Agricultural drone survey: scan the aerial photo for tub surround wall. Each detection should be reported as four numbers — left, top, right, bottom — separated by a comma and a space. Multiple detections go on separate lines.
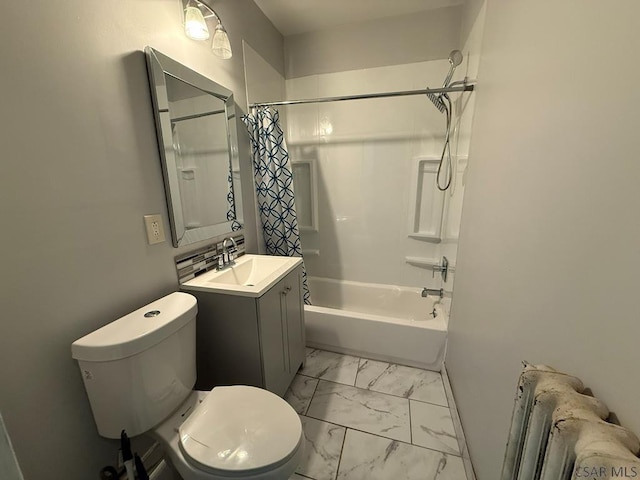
446, 1, 640, 479
0, 1, 283, 478
285, 60, 469, 291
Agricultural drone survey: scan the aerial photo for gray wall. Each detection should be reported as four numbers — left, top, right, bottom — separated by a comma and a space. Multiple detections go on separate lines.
0, 1, 283, 478
284, 7, 463, 78
446, 1, 640, 479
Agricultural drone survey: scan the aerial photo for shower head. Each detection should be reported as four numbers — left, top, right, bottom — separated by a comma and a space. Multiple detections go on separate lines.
426, 50, 464, 114
449, 50, 463, 68
442, 50, 464, 88
426, 89, 451, 115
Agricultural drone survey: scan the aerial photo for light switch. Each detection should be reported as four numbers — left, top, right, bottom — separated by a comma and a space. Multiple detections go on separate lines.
144, 214, 166, 245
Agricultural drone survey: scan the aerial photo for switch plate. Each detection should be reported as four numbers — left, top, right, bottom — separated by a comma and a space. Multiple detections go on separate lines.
144, 214, 166, 245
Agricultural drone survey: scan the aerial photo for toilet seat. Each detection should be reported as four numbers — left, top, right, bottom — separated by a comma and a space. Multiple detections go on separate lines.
178, 385, 302, 476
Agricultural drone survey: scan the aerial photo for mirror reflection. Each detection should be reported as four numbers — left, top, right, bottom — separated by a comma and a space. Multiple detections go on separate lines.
145, 47, 243, 247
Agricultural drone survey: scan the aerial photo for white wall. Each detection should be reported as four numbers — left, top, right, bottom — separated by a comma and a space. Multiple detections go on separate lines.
446, 1, 640, 479
284, 7, 462, 79
0, 1, 283, 478
286, 61, 463, 289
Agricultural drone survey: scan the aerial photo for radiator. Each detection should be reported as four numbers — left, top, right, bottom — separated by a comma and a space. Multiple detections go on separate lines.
501, 363, 640, 480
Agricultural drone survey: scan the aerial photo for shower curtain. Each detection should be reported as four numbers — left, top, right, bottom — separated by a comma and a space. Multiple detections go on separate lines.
242, 107, 311, 304
227, 164, 242, 231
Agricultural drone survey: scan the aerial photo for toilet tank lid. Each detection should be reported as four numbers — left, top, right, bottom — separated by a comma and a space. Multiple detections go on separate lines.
71, 292, 197, 362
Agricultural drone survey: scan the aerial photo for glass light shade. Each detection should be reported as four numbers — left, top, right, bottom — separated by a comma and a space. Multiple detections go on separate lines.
184, 4, 210, 41
212, 23, 232, 59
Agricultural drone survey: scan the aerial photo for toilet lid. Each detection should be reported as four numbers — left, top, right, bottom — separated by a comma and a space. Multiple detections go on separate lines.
179, 385, 302, 473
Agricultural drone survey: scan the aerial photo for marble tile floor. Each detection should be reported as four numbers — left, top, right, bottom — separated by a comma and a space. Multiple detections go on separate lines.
285, 348, 467, 480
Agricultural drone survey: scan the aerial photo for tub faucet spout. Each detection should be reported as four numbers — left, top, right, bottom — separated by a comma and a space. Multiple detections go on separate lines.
422, 287, 443, 299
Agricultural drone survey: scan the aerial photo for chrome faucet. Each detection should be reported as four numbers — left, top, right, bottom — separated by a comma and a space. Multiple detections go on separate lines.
432, 256, 449, 282
218, 237, 237, 270
421, 287, 443, 299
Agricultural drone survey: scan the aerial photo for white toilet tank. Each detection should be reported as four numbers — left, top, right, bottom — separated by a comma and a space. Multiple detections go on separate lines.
72, 292, 198, 439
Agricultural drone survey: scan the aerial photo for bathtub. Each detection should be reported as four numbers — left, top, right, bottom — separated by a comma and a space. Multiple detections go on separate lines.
304, 277, 447, 371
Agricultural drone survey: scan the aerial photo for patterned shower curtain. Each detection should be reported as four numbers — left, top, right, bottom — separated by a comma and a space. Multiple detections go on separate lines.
242, 107, 311, 304
226, 163, 242, 232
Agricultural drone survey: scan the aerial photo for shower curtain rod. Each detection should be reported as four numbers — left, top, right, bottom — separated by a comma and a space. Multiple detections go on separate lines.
249, 83, 474, 108
170, 108, 226, 123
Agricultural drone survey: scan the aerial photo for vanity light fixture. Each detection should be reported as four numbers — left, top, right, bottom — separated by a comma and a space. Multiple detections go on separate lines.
183, 0, 232, 59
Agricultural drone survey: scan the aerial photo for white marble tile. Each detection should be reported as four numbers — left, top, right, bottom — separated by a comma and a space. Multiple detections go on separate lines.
300, 349, 360, 385
355, 359, 448, 406
295, 416, 346, 480
285, 375, 319, 415
306, 381, 410, 442
410, 400, 460, 455
337, 429, 466, 480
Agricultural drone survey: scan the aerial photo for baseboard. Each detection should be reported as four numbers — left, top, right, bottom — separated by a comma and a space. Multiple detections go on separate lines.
441, 363, 476, 480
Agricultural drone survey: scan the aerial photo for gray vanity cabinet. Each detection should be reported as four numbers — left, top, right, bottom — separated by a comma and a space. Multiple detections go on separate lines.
186, 264, 305, 397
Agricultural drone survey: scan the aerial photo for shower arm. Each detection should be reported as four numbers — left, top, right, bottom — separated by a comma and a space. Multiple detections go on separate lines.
448, 78, 474, 88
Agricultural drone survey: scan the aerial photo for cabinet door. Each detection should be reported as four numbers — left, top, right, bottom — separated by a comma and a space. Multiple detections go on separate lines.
284, 268, 305, 374
257, 279, 290, 396
191, 291, 263, 390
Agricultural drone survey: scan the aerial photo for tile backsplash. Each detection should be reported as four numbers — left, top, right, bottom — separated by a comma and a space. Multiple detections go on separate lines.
175, 234, 245, 284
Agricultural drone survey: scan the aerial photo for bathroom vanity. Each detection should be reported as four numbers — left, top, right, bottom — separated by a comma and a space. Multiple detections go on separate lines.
181, 255, 305, 397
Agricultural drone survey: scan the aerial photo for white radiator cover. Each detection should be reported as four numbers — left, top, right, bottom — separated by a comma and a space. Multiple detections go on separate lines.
501, 364, 640, 480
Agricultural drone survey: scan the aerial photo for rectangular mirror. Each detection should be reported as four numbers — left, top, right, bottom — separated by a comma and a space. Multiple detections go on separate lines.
145, 47, 243, 247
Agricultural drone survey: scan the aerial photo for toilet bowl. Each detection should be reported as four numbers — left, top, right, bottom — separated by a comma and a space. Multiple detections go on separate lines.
71, 292, 303, 479
153, 389, 303, 480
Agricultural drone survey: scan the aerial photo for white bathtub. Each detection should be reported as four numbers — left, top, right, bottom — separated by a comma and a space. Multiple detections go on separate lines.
304, 277, 447, 371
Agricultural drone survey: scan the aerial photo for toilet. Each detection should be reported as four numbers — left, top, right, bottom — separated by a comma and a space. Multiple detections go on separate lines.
71, 292, 303, 480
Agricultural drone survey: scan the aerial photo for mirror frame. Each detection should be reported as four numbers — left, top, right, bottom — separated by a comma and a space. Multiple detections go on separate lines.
145, 46, 243, 247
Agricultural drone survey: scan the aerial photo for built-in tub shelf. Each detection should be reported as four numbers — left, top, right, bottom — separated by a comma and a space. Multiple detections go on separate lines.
291, 159, 318, 232
407, 155, 468, 244
405, 256, 456, 273
407, 157, 445, 242
405, 257, 439, 269
302, 249, 320, 256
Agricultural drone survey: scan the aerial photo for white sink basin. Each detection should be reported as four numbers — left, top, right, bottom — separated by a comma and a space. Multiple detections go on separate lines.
181, 254, 302, 297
